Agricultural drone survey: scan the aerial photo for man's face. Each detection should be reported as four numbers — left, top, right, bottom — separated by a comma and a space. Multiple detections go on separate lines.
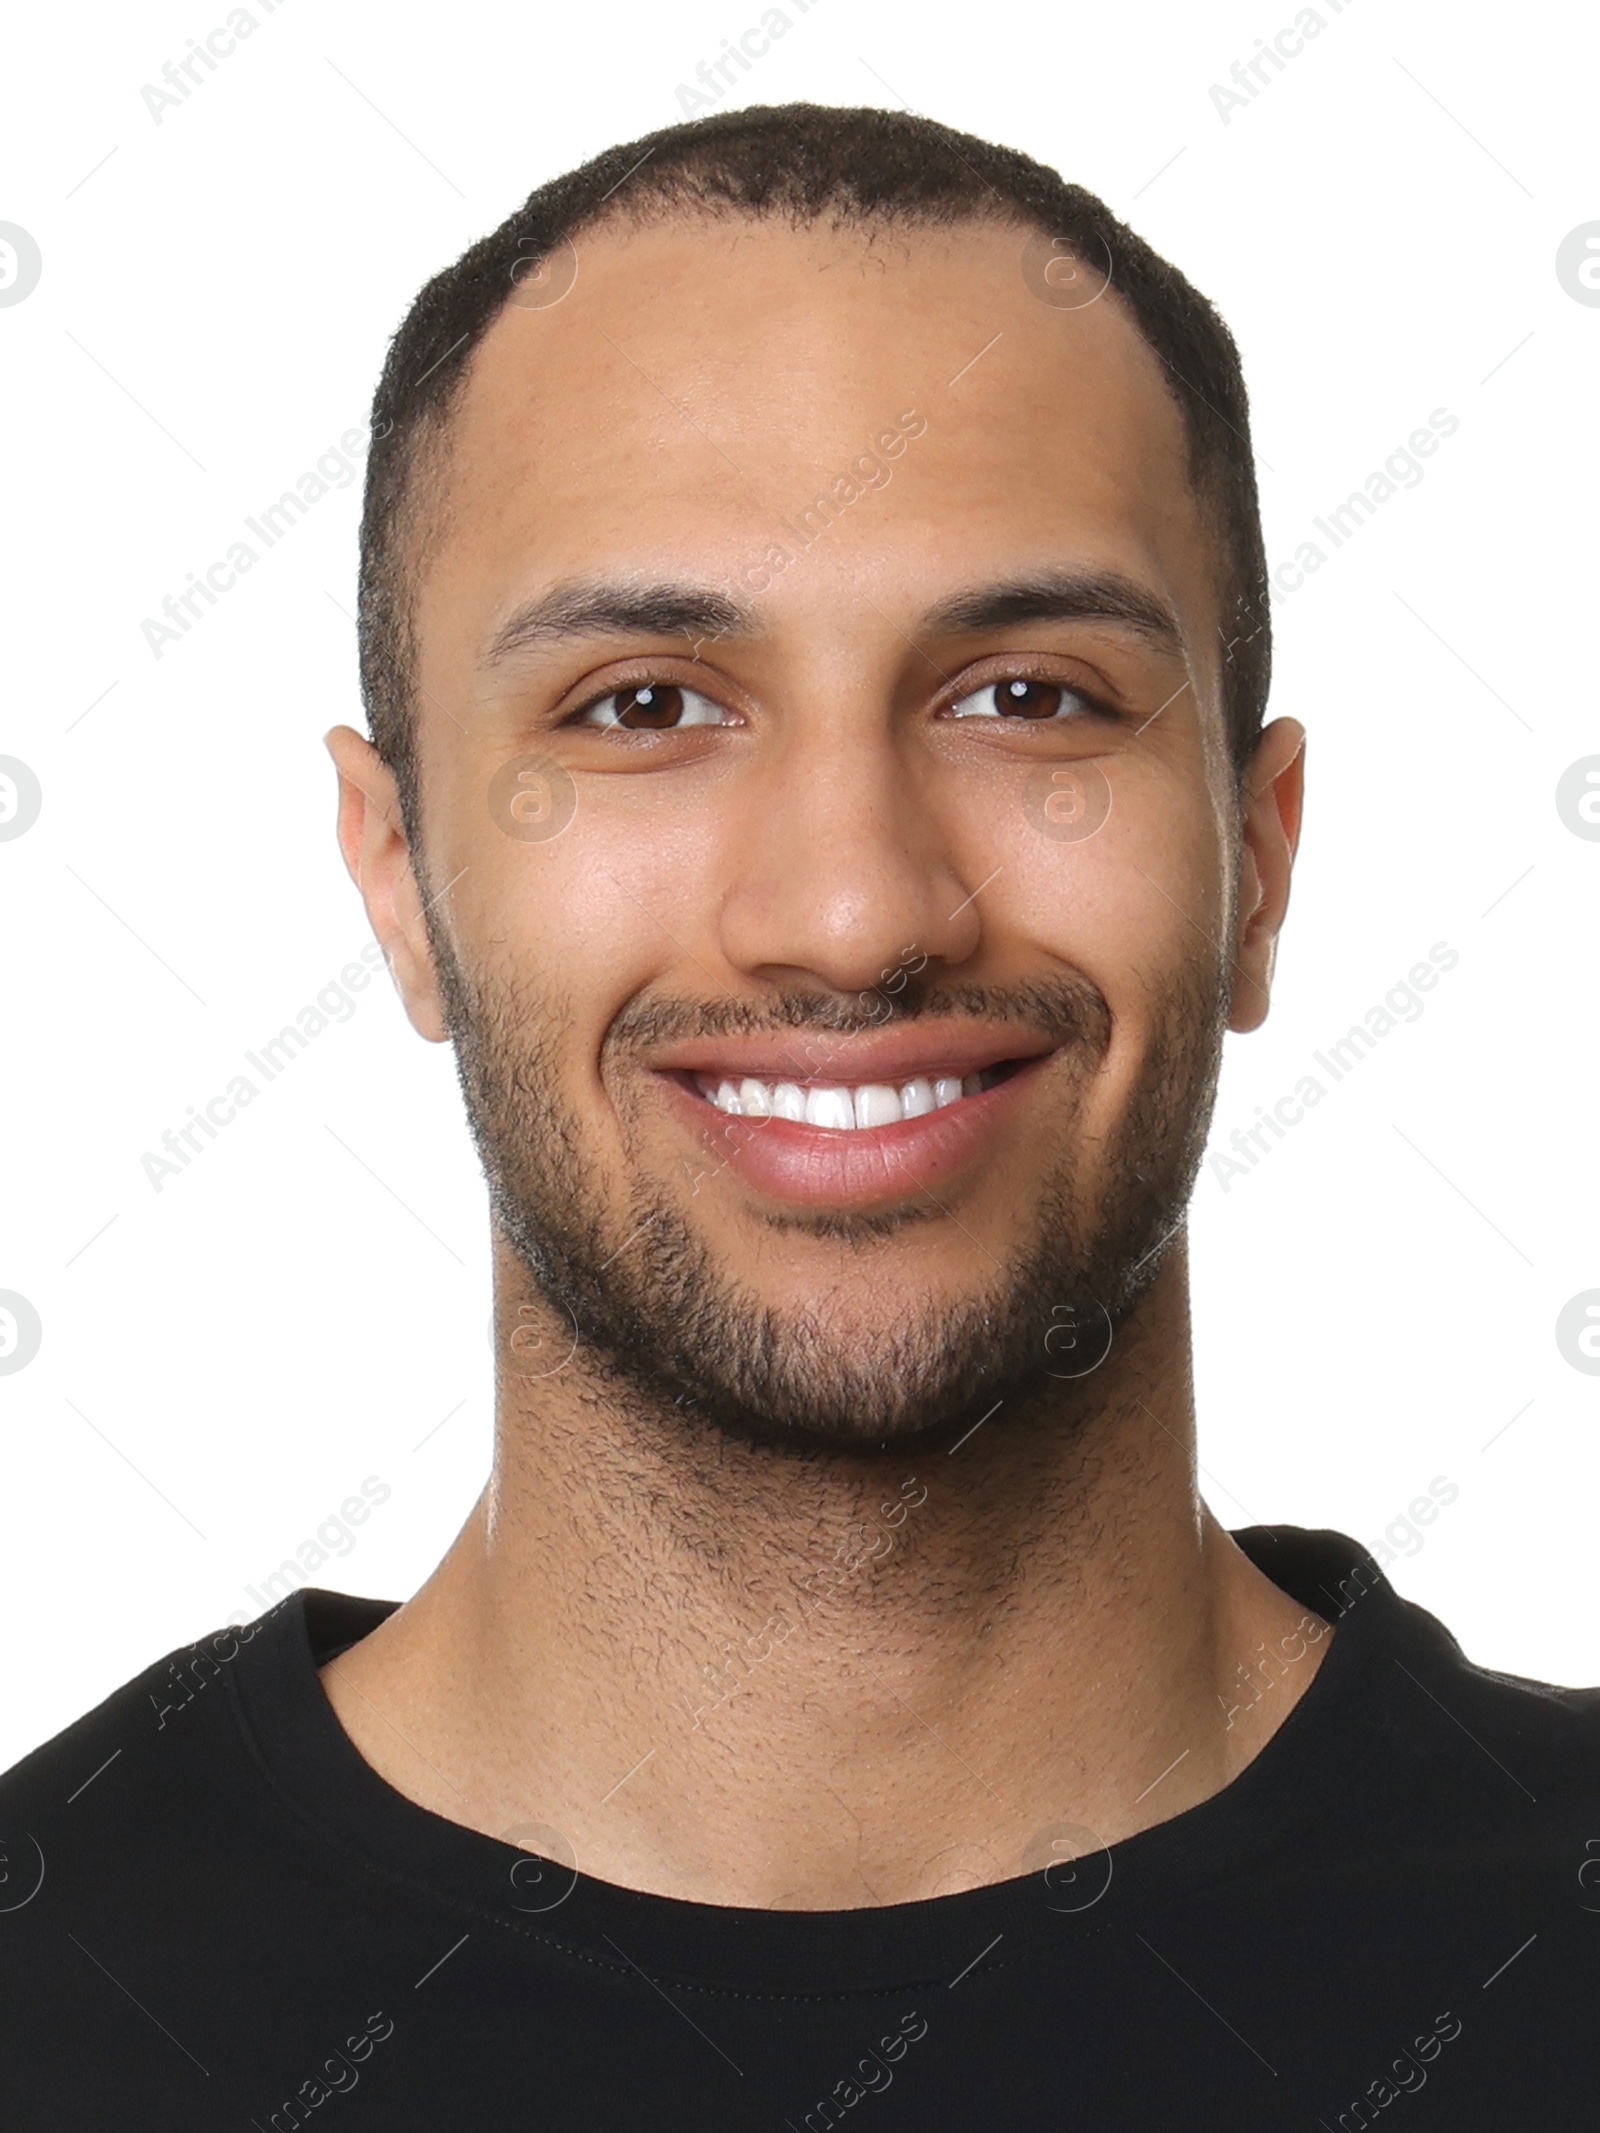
345, 214, 1298, 1451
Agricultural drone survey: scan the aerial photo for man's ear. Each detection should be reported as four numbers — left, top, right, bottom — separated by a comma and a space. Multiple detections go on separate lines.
324, 726, 450, 1042
1228, 717, 1306, 1034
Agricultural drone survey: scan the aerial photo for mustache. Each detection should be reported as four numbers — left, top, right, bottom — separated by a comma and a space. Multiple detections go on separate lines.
607, 976, 1112, 1056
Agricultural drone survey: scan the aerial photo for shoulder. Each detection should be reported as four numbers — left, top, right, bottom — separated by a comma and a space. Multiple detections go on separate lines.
2, 1609, 275, 1790
1240, 1524, 1600, 1821
1402, 1642, 1600, 1789
1335, 1570, 1600, 1888
0, 1600, 397, 2115
0, 1607, 297, 1946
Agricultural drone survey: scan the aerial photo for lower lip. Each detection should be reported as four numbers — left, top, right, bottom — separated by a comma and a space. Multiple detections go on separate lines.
658, 1060, 1048, 1210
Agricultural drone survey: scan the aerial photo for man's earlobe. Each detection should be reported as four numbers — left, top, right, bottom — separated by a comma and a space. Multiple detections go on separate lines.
1227, 718, 1306, 1034
323, 725, 451, 1043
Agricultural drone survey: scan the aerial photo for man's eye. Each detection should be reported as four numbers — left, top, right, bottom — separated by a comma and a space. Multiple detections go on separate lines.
574, 684, 731, 730
950, 678, 1089, 721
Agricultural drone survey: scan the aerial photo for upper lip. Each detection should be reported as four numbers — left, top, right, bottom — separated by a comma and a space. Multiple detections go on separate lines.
645, 1025, 1057, 1086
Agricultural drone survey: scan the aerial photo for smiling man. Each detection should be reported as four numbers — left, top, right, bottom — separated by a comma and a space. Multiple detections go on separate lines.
3, 104, 1596, 2130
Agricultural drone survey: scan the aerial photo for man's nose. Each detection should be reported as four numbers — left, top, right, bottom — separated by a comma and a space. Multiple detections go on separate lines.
713, 715, 985, 997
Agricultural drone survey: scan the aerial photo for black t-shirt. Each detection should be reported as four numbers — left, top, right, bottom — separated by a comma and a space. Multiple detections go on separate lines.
1, 1526, 1596, 2128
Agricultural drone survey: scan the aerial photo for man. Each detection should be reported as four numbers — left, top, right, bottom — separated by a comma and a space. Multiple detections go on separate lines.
2, 104, 1594, 2129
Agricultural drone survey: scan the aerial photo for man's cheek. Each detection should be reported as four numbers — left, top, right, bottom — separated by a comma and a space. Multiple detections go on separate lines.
470, 836, 659, 1017
1022, 824, 1205, 1009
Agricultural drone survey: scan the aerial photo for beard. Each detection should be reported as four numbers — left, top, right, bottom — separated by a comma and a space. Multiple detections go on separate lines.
429, 925, 1229, 1459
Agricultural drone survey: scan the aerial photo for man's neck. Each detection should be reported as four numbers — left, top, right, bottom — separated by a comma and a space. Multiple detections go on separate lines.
322, 1244, 1328, 1907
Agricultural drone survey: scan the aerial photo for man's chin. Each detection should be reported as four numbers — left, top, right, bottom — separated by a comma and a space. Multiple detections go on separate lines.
562, 1283, 1087, 1465
599, 1363, 1046, 1464
491, 1156, 1157, 1463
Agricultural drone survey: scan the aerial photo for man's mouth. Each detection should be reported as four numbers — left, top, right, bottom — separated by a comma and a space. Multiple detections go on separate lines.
643, 1027, 1062, 1209
689, 1063, 1022, 1131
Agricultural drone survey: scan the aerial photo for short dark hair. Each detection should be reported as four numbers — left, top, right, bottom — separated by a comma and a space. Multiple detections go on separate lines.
358, 102, 1270, 838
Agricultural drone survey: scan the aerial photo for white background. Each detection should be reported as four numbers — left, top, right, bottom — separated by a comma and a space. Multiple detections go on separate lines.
2, 0, 1595, 1771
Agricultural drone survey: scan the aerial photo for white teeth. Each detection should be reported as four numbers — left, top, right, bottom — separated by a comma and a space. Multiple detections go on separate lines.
854, 1083, 902, 1129
805, 1086, 855, 1130
697, 1070, 990, 1129
772, 1082, 807, 1121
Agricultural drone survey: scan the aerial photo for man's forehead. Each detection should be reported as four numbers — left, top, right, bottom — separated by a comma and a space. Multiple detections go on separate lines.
447, 212, 1189, 492
413, 212, 1211, 667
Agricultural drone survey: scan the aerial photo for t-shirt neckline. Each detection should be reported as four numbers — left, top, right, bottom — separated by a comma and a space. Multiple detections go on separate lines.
227, 1525, 1426, 1998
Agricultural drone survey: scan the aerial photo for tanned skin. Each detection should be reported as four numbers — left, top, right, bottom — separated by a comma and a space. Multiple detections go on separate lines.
322, 213, 1312, 1910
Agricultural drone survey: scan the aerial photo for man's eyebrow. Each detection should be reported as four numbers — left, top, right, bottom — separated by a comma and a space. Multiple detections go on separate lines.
921, 571, 1187, 657
480, 580, 752, 667
478, 569, 1187, 670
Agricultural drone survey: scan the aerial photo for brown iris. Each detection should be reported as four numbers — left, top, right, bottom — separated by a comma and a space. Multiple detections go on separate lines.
611, 685, 685, 728
994, 679, 1064, 718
